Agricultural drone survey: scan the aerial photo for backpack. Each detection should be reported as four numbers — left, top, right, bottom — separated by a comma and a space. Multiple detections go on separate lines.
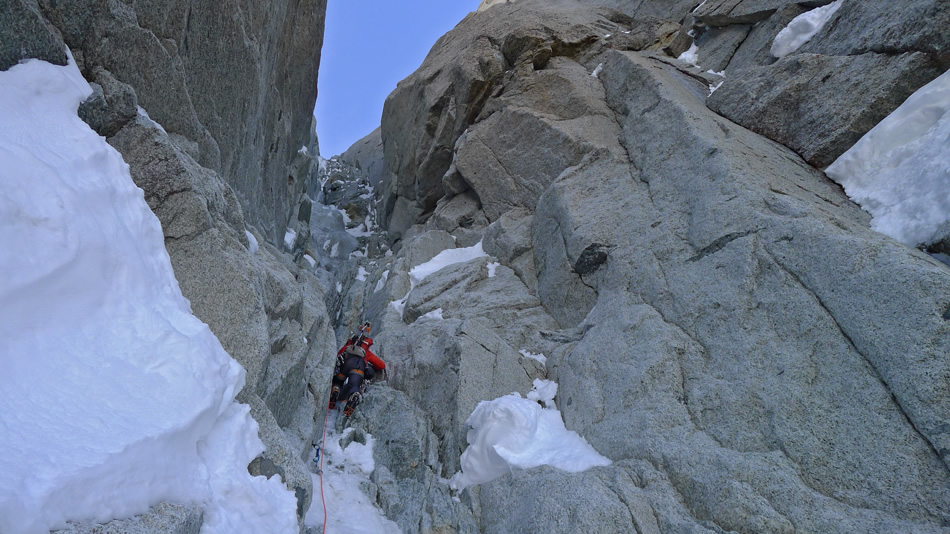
343, 336, 366, 359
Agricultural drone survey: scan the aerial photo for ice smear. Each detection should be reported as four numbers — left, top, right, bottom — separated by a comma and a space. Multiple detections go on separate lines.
771, 0, 843, 58
0, 56, 297, 533
374, 270, 390, 293
449, 381, 611, 491
245, 230, 259, 255
283, 228, 297, 248
826, 68, 950, 246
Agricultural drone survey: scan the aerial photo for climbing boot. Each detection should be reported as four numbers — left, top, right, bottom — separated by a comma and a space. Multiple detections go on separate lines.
343, 392, 361, 417
328, 385, 340, 409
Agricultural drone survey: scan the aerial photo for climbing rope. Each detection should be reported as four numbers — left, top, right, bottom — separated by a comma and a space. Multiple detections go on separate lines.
318, 397, 330, 534
310, 381, 332, 534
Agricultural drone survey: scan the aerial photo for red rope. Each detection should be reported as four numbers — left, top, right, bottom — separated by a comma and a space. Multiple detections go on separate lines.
318, 395, 331, 534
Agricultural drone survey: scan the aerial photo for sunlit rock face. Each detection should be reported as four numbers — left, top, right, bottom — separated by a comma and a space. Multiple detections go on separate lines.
341, 0, 950, 532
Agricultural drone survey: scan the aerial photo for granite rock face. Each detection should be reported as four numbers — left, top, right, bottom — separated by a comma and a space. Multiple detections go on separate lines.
693, 0, 949, 168
36, 0, 327, 242
334, 0, 950, 532
0, 0, 67, 70
380, 0, 679, 226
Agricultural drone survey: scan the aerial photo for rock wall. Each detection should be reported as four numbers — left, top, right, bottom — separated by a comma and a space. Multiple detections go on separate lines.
336, 0, 950, 532
4, 0, 331, 531
19, 0, 327, 243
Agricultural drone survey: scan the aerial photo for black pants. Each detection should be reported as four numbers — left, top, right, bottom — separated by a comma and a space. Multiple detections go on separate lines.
333, 355, 369, 403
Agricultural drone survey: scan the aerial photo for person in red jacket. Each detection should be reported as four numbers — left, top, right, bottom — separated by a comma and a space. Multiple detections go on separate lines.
329, 322, 386, 416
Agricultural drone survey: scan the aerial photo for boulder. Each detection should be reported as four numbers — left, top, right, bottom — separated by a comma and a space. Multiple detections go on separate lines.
429, 191, 488, 247
381, 0, 677, 223
78, 67, 138, 137
483, 208, 537, 290
403, 253, 559, 348
720, 3, 808, 74
455, 56, 625, 221
797, 0, 950, 60
690, 23, 751, 72
708, 51, 944, 167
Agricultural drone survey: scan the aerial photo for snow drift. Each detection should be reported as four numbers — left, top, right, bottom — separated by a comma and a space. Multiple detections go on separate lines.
450, 380, 611, 491
0, 56, 298, 533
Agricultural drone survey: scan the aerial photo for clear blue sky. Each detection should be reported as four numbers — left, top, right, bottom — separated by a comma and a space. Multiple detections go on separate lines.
315, 1, 481, 157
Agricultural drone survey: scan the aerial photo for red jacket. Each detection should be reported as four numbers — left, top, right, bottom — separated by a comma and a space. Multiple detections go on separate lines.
337, 337, 386, 370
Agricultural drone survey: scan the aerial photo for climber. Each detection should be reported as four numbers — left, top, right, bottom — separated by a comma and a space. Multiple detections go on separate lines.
329, 322, 386, 417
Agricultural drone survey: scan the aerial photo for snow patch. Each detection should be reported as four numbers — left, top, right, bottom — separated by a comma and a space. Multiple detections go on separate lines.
305, 415, 401, 533
487, 262, 500, 278
356, 266, 369, 281
449, 381, 611, 491
771, 0, 843, 58
591, 63, 604, 78
245, 230, 259, 255
304, 254, 316, 268
374, 270, 390, 293
526, 378, 558, 409
519, 349, 547, 366
417, 308, 444, 322
826, 68, 950, 246
283, 228, 297, 249
390, 293, 409, 316
0, 55, 297, 534
409, 241, 488, 288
